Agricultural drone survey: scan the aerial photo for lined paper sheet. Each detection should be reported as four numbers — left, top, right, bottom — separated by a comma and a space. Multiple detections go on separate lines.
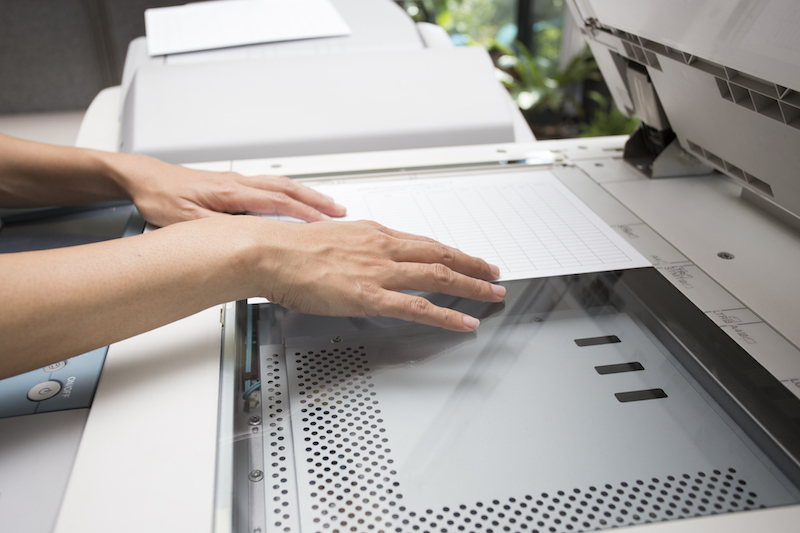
266, 170, 650, 281
145, 0, 351, 56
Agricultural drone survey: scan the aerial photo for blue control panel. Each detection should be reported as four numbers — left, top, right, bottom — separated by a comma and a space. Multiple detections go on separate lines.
0, 348, 108, 418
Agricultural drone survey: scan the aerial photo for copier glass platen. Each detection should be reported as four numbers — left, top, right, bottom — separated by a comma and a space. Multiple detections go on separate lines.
213, 169, 800, 533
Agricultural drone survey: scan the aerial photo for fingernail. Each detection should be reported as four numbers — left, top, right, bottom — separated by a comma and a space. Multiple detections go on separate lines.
491, 284, 506, 298
489, 264, 500, 278
320, 213, 332, 221
462, 315, 480, 329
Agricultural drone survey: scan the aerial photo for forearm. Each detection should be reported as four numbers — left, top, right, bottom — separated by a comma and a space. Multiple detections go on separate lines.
0, 216, 262, 379
0, 133, 139, 207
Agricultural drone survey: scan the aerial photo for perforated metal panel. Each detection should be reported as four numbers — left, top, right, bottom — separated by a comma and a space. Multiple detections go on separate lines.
257, 306, 797, 533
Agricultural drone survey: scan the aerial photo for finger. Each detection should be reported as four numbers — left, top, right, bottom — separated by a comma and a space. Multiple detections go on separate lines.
349, 222, 500, 280
373, 290, 482, 332
384, 262, 506, 302
365, 222, 440, 244
240, 175, 347, 218
388, 238, 500, 281
244, 191, 336, 222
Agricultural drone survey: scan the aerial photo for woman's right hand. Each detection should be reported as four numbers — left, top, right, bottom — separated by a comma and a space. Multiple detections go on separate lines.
243, 217, 506, 331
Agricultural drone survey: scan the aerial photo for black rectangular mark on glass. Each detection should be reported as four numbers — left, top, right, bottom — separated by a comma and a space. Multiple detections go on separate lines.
595, 362, 644, 375
615, 389, 668, 403
575, 335, 621, 347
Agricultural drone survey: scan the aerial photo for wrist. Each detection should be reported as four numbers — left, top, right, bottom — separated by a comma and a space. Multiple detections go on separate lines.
214, 215, 285, 301
86, 149, 140, 201
93, 150, 175, 204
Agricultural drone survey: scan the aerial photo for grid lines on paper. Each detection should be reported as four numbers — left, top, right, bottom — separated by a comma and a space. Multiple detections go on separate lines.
337, 177, 632, 277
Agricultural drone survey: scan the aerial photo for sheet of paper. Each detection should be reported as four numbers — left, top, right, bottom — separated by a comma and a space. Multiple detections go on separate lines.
265, 170, 651, 281
144, 0, 351, 56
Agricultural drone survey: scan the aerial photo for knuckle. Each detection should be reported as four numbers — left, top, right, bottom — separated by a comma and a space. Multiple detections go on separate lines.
365, 231, 393, 248
473, 279, 490, 298
273, 175, 296, 191
269, 191, 291, 204
367, 222, 387, 233
352, 281, 380, 314
430, 263, 454, 284
404, 296, 431, 318
359, 220, 385, 230
433, 242, 455, 263
214, 183, 245, 204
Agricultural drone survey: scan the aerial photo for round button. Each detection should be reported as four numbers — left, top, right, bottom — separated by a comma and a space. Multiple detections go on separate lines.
43, 361, 67, 372
27, 381, 62, 402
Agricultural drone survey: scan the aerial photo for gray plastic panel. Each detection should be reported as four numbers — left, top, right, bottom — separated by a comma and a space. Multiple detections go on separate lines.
121, 47, 515, 164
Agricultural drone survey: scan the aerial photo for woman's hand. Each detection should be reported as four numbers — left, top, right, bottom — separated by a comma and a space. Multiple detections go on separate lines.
114, 155, 346, 226
248, 218, 506, 332
0, 135, 345, 225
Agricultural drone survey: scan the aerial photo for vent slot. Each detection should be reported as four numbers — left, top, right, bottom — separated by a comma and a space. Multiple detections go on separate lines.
575, 335, 621, 347
746, 173, 774, 197
622, 41, 635, 60
688, 140, 774, 197
616, 389, 668, 402
613, 29, 638, 43
780, 102, 800, 129
596, 362, 645, 375
687, 140, 704, 156
640, 38, 667, 56
687, 57, 726, 78
723, 161, 746, 182
702, 149, 725, 169
716, 77, 733, 102
725, 68, 780, 98
730, 83, 756, 111
752, 93, 783, 122
662, 46, 685, 64
783, 89, 800, 107
633, 44, 647, 64
644, 50, 661, 71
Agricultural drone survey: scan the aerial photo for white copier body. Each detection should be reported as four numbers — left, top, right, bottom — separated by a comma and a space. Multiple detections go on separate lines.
2, 1, 800, 533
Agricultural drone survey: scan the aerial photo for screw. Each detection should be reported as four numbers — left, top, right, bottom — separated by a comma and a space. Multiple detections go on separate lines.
717, 252, 735, 260
532, 316, 543, 323
249, 415, 262, 426
331, 336, 342, 343
249, 469, 264, 482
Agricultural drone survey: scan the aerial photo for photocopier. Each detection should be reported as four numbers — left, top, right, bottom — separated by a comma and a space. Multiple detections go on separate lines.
1, 1, 799, 533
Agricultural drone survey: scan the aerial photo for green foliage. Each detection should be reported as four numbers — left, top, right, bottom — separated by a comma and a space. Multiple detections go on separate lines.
535, 24, 563, 64
400, 0, 635, 138
433, 0, 514, 46
495, 42, 599, 116
580, 92, 640, 137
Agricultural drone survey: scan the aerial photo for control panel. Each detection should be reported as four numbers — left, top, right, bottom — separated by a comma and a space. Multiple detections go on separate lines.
0, 348, 107, 418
